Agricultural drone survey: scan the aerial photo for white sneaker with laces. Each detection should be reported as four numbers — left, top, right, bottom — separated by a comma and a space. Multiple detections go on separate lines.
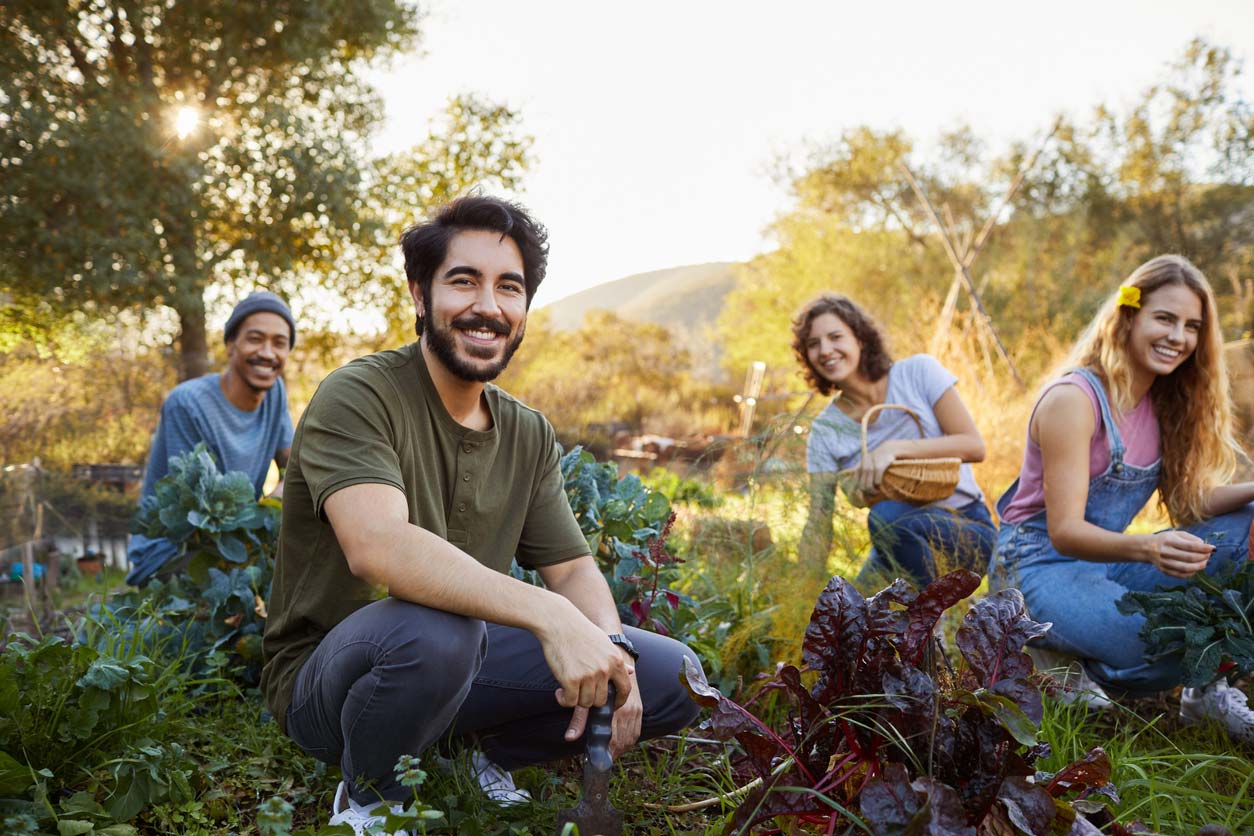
1026, 646, 1114, 710
468, 751, 532, 806
328, 780, 412, 836
1180, 680, 1254, 743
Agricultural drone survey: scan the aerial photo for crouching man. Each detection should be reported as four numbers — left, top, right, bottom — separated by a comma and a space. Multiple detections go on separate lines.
260, 196, 703, 834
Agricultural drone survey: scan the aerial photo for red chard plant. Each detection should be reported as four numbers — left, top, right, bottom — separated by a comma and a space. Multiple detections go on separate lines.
682, 571, 1131, 835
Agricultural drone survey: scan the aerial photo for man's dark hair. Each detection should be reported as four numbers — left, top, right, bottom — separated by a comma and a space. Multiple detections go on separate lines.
791, 293, 893, 395
399, 195, 549, 335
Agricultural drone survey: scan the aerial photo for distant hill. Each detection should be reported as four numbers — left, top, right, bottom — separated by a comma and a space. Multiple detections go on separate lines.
540, 262, 740, 379
541, 262, 739, 332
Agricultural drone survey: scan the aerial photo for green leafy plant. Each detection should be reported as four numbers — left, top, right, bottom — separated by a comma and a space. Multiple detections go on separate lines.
130, 443, 278, 569
113, 444, 280, 681
0, 633, 194, 831
1118, 559, 1254, 687
641, 467, 723, 509
558, 446, 692, 633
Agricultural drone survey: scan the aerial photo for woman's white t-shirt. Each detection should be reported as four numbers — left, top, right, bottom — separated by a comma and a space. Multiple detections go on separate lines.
805, 354, 984, 509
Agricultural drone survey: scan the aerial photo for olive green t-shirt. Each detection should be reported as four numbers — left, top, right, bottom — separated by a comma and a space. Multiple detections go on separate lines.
261, 343, 590, 729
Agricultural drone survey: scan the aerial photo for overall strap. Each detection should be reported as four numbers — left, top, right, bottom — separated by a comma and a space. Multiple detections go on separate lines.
1071, 367, 1125, 463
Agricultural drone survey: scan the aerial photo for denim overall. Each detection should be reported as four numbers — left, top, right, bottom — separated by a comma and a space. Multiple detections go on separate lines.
988, 368, 1253, 696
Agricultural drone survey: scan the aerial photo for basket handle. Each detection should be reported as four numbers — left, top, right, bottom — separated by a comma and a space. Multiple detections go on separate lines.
860, 403, 926, 461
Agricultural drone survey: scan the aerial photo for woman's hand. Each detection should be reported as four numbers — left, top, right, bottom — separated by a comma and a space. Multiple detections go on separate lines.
1143, 530, 1214, 578
856, 442, 900, 494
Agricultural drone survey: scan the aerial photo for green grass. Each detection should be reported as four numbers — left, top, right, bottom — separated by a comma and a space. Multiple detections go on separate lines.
1039, 689, 1254, 833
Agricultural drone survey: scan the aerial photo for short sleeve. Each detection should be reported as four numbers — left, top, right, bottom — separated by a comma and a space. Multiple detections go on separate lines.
515, 431, 593, 569
807, 405, 860, 473
806, 419, 840, 473
297, 367, 406, 517
910, 354, 959, 406
160, 390, 207, 463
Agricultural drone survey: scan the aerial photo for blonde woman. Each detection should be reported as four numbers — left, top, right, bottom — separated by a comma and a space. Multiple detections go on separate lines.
990, 255, 1254, 739
795, 294, 995, 589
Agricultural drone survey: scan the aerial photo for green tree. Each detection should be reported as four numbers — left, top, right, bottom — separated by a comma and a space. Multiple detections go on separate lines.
970, 39, 1254, 342
0, 3, 533, 379
721, 37, 1254, 386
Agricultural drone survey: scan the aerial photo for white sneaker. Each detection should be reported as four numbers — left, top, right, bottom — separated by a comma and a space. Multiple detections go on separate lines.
468, 751, 532, 806
1180, 680, 1254, 743
328, 781, 412, 836
1027, 646, 1114, 711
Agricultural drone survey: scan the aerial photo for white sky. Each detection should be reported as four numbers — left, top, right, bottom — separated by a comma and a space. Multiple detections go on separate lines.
366, 0, 1254, 309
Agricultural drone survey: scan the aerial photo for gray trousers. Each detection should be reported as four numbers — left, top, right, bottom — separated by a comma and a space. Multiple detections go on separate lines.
285, 598, 704, 803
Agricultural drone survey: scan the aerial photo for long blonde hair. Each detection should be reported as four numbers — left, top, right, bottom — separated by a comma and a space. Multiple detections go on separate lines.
1065, 255, 1238, 525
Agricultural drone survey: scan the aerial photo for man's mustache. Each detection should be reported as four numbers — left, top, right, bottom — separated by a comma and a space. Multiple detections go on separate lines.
452, 315, 510, 336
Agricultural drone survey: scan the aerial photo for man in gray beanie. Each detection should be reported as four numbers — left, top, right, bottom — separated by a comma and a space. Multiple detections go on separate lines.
127, 291, 297, 585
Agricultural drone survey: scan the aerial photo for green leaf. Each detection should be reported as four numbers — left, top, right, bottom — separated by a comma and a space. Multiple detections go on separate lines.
0, 750, 34, 796
216, 535, 248, 564
77, 658, 130, 691
954, 689, 1038, 746
57, 820, 95, 836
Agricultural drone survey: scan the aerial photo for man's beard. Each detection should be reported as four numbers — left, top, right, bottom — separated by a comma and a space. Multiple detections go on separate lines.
424, 313, 525, 383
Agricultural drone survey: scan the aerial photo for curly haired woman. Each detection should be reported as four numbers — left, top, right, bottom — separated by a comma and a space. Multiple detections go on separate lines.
795, 293, 995, 589
990, 255, 1254, 740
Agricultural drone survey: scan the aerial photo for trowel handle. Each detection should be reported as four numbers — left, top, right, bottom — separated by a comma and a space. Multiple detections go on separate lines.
585, 683, 615, 773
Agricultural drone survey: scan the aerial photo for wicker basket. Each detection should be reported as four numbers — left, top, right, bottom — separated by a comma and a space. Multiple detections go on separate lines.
851, 404, 960, 506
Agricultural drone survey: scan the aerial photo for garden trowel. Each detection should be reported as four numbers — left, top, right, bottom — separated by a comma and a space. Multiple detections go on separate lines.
556, 685, 622, 836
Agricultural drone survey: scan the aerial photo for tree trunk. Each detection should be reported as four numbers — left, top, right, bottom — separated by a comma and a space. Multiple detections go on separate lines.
177, 293, 211, 381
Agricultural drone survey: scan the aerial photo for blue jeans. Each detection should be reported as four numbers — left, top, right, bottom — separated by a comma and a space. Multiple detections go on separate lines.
858, 499, 996, 589
993, 506, 1253, 695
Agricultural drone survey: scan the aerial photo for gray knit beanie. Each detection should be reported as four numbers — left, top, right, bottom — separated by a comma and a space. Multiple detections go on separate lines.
223, 291, 296, 347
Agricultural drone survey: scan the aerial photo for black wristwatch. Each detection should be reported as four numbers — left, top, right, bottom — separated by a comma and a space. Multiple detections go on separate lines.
607, 633, 639, 661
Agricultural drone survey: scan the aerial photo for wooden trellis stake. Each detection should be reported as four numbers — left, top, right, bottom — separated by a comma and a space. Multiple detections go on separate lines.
733, 361, 767, 437
900, 162, 1025, 388
905, 120, 1061, 389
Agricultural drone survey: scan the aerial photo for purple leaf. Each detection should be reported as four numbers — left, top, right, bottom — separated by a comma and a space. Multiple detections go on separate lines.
861, 764, 977, 836
777, 664, 826, 741
867, 578, 917, 634
955, 588, 1051, 723
803, 575, 869, 677
881, 659, 936, 718
680, 655, 723, 709
859, 762, 920, 834
1046, 747, 1112, 798
998, 775, 1067, 835
901, 570, 981, 663
908, 777, 977, 835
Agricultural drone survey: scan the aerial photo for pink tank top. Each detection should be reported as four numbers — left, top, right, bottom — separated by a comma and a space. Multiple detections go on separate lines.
999, 373, 1160, 524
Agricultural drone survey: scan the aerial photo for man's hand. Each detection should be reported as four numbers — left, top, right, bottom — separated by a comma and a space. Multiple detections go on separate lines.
541, 602, 634, 709
563, 670, 643, 758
